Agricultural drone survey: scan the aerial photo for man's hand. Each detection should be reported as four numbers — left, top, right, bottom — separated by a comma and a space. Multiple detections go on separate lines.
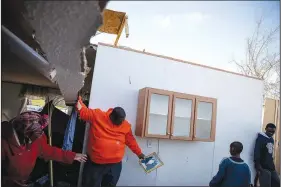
74, 153, 87, 162
138, 153, 145, 160
76, 96, 84, 111
255, 163, 262, 173
256, 170, 261, 177
255, 163, 262, 179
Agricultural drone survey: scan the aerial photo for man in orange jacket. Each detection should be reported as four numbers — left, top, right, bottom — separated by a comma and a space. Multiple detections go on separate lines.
76, 97, 145, 187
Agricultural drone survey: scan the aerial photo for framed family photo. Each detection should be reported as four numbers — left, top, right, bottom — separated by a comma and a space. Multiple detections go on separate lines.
139, 152, 164, 174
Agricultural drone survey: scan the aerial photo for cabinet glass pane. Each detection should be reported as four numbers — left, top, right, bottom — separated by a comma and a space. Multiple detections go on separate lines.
195, 102, 213, 139
173, 98, 192, 136
148, 94, 169, 135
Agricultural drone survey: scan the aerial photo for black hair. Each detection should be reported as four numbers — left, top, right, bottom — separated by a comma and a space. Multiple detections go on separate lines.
230, 141, 243, 155
112, 107, 126, 119
110, 107, 126, 125
266, 123, 276, 129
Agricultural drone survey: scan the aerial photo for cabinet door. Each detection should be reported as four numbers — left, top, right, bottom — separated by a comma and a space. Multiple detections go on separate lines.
135, 88, 149, 137
193, 96, 217, 142
145, 88, 173, 138
171, 93, 195, 140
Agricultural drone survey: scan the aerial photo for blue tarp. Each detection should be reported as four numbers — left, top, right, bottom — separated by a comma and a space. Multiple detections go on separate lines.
62, 109, 77, 151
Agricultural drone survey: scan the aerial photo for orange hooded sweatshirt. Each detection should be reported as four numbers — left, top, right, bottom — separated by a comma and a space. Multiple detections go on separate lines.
78, 104, 142, 164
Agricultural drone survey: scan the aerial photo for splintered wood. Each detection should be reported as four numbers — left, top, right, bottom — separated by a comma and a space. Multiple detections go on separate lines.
98, 9, 126, 34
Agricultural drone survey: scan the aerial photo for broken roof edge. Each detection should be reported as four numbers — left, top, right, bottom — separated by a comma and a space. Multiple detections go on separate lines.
98, 42, 262, 81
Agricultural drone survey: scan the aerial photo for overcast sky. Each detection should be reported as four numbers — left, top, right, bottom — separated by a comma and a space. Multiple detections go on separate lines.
91, 1, 280, 72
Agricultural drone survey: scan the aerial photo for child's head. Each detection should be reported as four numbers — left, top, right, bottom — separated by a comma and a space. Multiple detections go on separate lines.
230, 141, 243, 156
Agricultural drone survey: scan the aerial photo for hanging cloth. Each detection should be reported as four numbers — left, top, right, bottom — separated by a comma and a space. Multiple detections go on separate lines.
62, 109, 77, 151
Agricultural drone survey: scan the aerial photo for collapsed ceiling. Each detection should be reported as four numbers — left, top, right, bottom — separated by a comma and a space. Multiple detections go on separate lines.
2, 0, 109, 104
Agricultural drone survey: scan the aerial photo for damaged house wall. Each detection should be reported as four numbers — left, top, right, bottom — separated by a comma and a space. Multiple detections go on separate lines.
2, 42, 58, 88
2, 0, 109, 104
29, 43, 97, 187
1, 38, 98, 187
23, 1, 104, 104
88, 44, 264, 186
2, 0, 105, 186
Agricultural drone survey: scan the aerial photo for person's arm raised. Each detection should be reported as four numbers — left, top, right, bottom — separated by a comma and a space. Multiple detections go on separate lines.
76, 96, 97, 122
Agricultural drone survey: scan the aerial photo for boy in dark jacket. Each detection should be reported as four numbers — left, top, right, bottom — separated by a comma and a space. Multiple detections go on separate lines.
254, 123, 280, 187
210, 141, 251, 187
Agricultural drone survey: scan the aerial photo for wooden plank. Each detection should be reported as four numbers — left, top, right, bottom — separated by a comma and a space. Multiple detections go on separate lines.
98, 9, 126, 34
262, 98, 276, 130
135, 88, 148, 137
98, 42, 262, 81
114, 15, 127, 46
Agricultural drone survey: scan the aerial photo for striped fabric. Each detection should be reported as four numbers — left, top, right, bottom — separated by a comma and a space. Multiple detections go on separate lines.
10, 112, 49, 142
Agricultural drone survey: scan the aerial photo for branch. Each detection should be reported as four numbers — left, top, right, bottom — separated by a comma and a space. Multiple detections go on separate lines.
230, 59, 248, 75
254, 25, 280, 64
232, 15, 280, 98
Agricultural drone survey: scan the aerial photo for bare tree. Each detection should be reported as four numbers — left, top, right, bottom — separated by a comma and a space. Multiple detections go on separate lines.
231, 17, 280, 99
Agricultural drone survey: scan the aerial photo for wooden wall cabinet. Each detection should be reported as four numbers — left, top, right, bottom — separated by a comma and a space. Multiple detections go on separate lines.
135, 88, 217, 142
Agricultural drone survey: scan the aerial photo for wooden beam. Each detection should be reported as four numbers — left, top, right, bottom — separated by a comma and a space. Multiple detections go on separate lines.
47, 98, 55, 187
114, 15, 127, 46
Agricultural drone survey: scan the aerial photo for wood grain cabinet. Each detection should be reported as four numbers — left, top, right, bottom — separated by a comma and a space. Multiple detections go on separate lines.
135, 88, 217, 142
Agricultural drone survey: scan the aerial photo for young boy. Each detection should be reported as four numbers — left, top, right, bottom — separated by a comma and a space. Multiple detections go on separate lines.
209, 141, 252, 187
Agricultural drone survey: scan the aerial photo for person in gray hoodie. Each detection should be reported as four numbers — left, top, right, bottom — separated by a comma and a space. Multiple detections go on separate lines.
254, 123, 280, 187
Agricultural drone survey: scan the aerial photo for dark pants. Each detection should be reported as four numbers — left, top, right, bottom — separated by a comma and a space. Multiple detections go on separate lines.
259, 169, 280, 187
82, 159, 122, 187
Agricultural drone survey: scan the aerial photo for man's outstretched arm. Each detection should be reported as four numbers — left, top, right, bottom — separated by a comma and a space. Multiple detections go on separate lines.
76, 96, 97, 122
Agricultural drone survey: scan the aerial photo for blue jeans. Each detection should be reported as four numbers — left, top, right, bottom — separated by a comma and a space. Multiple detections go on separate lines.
82, 159, 122, 187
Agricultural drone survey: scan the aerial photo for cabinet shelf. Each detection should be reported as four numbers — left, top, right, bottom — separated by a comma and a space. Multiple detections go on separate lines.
150, 113, 193, 120
196, 118, 211, 121
174, 116, 191, 119
135, 87, 217, 142
149, 113, 168, 116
